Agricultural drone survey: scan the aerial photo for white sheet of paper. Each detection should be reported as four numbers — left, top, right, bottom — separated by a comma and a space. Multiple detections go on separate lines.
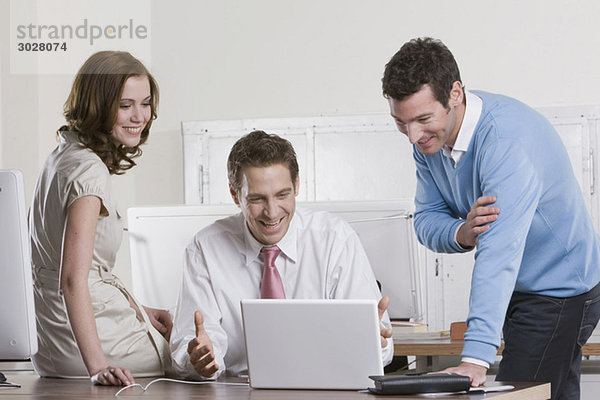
418, 384, 515, 397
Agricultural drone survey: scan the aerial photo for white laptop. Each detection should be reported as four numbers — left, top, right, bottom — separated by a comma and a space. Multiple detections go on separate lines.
240, 299, 383, 390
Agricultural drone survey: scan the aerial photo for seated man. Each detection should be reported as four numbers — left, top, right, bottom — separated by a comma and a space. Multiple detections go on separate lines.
170, 130, 393, 379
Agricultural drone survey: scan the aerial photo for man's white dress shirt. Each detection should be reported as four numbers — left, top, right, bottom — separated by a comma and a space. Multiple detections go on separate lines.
170, 207, 393, 379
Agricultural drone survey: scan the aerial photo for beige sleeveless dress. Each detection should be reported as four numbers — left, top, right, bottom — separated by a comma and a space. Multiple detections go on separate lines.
29, 131, 170, 378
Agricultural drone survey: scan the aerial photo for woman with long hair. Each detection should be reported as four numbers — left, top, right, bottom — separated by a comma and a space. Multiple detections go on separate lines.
29, 51, 170, 386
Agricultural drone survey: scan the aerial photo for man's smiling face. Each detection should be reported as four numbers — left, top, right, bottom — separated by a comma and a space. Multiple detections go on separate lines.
388, 83, 462, 154
231, 163, 298, 245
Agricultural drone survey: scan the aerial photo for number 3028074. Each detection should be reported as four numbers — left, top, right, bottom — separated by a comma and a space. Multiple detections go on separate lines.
17, 42, 67, 51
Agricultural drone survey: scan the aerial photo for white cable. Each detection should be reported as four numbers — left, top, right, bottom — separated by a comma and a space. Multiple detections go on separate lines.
114, 378, 248, 397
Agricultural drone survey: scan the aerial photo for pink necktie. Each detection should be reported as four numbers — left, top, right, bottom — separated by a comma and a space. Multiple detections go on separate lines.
260, 246, 285, 299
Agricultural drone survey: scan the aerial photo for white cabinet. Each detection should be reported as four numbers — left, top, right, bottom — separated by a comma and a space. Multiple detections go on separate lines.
538, 106, 600, 228
182, 115, 416, 204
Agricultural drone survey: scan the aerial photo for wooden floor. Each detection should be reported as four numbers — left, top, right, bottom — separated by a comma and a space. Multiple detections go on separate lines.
0, 373, 550, 399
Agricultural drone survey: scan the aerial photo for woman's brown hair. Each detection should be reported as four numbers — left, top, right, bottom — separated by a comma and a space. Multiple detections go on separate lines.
61, 51, 159, 174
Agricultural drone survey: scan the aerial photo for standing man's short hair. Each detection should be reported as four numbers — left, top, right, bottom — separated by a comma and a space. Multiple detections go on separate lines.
382, 37, 462, 108
227, 130, 299, 193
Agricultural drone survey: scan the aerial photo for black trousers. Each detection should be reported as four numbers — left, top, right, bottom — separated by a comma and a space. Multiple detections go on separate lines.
496, 281, 600, 400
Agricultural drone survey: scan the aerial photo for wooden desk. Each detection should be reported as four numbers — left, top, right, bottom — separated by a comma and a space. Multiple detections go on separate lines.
393, 336, 600, 373
0, 373, 550, 399
394, 337, 600, 357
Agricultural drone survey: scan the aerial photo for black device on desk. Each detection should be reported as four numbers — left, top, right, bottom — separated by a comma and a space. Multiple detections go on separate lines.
368, 373, 471, 395
0, 371, 21, 388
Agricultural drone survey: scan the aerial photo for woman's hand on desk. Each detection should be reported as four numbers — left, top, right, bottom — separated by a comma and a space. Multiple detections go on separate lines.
439, 362, 487, 387
187, 310, 219, 378
90, 365, 135, 386
378, 296, 393, 347
143, 306, 173, 341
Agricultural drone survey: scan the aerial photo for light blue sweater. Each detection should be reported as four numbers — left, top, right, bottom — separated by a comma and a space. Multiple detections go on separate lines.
413, 90, 600, 364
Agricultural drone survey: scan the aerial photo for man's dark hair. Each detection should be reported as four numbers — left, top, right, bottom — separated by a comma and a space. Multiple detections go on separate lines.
382, 37, 462, 108
227, 130, 299, 192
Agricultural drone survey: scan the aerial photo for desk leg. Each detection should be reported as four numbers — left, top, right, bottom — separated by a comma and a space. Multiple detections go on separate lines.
415, 356, 432, 373
415, 355, 462, 373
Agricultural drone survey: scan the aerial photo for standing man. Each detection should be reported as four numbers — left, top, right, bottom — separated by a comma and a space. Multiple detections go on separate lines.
170, 130, 393, 380
382, 37, 600, 400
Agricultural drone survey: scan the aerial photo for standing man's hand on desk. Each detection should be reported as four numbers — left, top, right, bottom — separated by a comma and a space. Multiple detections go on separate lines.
187, 310, 219, 378
440, 362, 487, 387
378, 296, 392, 347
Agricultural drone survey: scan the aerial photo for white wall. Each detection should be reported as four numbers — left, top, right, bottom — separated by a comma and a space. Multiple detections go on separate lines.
2, 0, 600, 285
